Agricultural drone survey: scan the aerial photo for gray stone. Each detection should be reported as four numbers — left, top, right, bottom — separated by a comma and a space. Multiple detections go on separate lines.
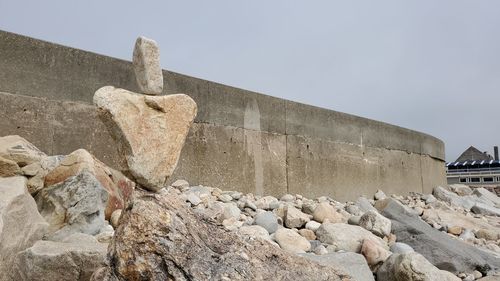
254, 211, 279, 234
222, 202, 241, 221
449, 184, 473, 196
280, 194, 295, 202
186, 192, 202, 206
433, 186, 476, 210
376, 198, 500, 274
345, 204, 363, 216
132, 36, 163, 95
35, 171, 109, 240
348, 215, 361, 225
472, 202, 500, 216
300, 252, 375, 281
302, 201, 317, 215
390, 242, 414, 254
421, 194, 437, 204
473, 188, 500, 207
356, 197, 378, 213
377, 252, 460, 281
459, 229, 476, 241
359, 210, 391, 237
316, 223, 387, 253
11, 238, 107, 281
238, 225, 270, 240
0, 176, 48, 281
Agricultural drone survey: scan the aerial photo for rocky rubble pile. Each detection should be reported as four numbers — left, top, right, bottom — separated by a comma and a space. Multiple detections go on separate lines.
2, 133, 500, 280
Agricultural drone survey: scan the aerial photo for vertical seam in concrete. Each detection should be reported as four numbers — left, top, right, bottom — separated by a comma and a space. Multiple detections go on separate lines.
285, 100, 289, 194
419, 143, 424, 194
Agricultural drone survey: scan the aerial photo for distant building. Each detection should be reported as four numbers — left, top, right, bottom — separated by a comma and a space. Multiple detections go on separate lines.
446, 146, 500, 186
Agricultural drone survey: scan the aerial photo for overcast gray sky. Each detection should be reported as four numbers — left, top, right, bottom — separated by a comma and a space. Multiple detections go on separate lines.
1, 1, 499, 161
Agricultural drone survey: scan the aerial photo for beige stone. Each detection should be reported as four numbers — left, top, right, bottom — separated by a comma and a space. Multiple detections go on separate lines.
285, 205, 310, 228
0, 135, 46, 167
275, 228, 311, 253
298, 228, 316, 240
110, 209, 122, 228
447, 226, 463, 235
361, 238, 391, 270
0, 155, 21, 176
94, 86, 197, 191
313, 202, 344, 223
133, 36, 163, 95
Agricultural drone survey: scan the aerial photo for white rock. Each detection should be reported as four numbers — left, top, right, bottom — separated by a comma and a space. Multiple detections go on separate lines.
305, 221, 322, 232
171, 179, 189, 189
132, 36, 163, 95
374, 190, 387, 200
0, 135, 46, 167
110, 209, 122, 228
222, 202, 241, 221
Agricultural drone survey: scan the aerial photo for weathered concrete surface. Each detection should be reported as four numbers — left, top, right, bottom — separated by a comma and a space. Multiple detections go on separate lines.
0, 30, 446, 201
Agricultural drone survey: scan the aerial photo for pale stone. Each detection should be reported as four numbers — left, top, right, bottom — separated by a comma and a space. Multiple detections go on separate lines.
305, 220, 322, 232
447, 226, 463, 235
0, 176, 49, 281
171, 179, 189, 189
0, 135, 46, 166
285, 205, 310, 228
10, 239, 107, 281
374, 189, 387, 200
316, 223, 387, 253
0, 155, 21, 176
94, 86, 197, 191
313, 202, 344, 223
110, 209, 122, 228
359, 210, 392, 237
24, 155, 63, 195
449, 184, 473, 196
275, 228, 311, 253
132, 36, 163, 95
390, 242, 414, 254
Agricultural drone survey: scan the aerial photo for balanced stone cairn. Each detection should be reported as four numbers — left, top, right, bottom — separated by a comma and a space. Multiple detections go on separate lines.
93, 36, 197, 192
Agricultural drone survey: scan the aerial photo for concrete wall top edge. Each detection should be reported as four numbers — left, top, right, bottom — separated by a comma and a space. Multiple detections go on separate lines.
0, 29, 444, 160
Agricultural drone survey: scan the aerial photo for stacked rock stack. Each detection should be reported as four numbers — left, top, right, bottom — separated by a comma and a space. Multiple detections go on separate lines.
94, 36, 197, 192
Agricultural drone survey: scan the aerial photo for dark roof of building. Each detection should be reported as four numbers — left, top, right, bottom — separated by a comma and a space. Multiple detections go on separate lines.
455, 146, 493, 162
446, 159, 500, 167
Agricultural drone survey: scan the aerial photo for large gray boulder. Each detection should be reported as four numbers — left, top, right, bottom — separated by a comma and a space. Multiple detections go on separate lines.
471, 202, 500, 216
473, 188, 500, 207
376, 198, 500, 274
36, 171, 110, 240
0, 176, 48, 281
10, 234, 107, 281
301, 252, 374, 281
433, 186, 476, 210
377, 252, 460, 281
90, 189, 354, 280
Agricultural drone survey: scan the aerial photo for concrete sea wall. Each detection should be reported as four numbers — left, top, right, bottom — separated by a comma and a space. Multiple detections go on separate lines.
0, 30, 446, 201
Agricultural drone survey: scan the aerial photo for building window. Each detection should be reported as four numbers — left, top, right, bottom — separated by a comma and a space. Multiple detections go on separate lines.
470, 177, 480, 183
460, 178, 467, 183
484, 177, 494, 182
